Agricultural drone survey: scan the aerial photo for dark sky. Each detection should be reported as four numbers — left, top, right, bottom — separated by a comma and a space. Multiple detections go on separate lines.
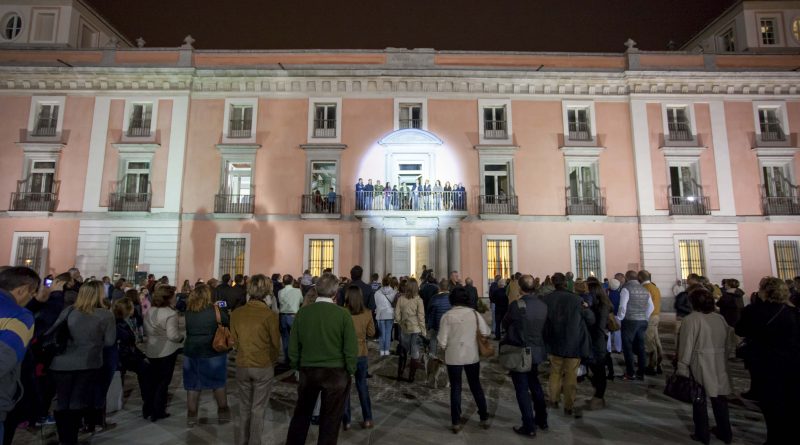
87, 0, 738, 52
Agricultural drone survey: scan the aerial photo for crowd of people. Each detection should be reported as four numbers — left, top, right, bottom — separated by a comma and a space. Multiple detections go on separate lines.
1, 264, 799, 445
354, 178, 467, 211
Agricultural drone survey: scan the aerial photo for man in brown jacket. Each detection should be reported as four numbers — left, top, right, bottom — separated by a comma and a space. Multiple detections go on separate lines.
230, 274, 281, 445
639, 270, 663, 375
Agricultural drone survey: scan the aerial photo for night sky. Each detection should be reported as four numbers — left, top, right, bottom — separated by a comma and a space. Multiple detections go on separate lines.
86, 0, 737, 52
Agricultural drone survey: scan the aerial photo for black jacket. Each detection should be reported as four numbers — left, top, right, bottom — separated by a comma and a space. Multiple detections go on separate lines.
716, 291, 743, 328
337, 280, 375, 311
674, 291, 692, 317
420, 282, 438, 309
464, 284, 479, 310
426, 292, 451, 331
542, 289, 595, 358
214, 283, 247, 311
588, 301, 610, 361
502, 294, 548, 364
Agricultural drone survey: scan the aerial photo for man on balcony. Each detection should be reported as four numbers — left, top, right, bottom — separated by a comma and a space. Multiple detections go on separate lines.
326, 188, 337, 214
364, 180, 374, 211
355, 178, 364, 210
374, 180, 384, 210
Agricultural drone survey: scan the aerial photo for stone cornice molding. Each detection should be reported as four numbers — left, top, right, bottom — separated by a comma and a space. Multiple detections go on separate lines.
659, 145, 707, 158
112, 143, 160, 153
216, 143, 262, 156
15, 141, 66, 153
559, 146, 606, 157
474, 144, 519, 156
300, 143, 347, 151
751, 146, 800, 159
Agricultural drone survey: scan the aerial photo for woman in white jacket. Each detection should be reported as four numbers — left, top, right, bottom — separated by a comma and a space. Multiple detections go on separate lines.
143, 285, 184, 421
438, 286, 491, 434
374, 276, 398, 356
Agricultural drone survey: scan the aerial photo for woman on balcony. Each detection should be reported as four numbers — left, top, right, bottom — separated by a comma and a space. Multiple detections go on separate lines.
444, 181, 453, 210
433, 180, 443, 210
384, 182, 393, 210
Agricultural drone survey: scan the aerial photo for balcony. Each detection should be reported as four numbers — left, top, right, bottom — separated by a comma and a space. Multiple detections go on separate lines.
667, 121, 693, 142
32, 119, 57, 137
109, 180, 151, 212
354, 190, 467, 212
762, 183, 800, 215
484, 120, 507, 139
667, 184, 710, 216
228, 119, 252, 139
479, 194, 518, 215
568, 121, 592, 142
399, 119, 422, 129
127, 119, 151, 138
301, 194, 341, 215
565, 187, 606, 216
760, 123, 786, 142
10, 178, 59, 212
313, 120, 336, 138
215, 193, 254, 214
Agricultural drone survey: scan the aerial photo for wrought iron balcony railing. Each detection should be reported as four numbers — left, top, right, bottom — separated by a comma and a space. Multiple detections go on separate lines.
228, 119, 253, 138
301, 194, 341, 214
565, 186, 606, 215
667, 121, 693, 141
761, 183, 800, 215
109, 180, 151, 211
760, 123, 786, 142
32, 119, 58, 137
215, 193, 254, 213
127, 119, 151, 137
568, 121, 592, 141
313, 120, 336, 138
355, 190, 466, 212
10, 178, 59, 211
479, 194, 518, 215
484, 120, 507, 139
399, 118, 422, 129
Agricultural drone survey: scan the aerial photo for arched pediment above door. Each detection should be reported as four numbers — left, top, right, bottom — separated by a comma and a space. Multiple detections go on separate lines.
378, 128, 443, 146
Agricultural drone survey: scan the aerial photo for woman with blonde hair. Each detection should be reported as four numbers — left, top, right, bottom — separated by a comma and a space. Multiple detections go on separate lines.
183, 283, 231, 426
248, 273, 277, 312
394, 278, 426, 382
48, 280, 116, 445
143, 285, 183, 422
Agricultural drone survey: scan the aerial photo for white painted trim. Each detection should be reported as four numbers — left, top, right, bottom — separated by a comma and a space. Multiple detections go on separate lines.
213, 233, 252, 278
307, 97, 342, 143
672, 234, 709, 280
752, 146, 800, 159
755, 12, 783, 47
302, 147, 343, 194
767, 236, 800, 278
630, 100, 658, 216
752, 100, 790, 141
121, 98, 160, 143
107, 232, 147, 280
302, 234, 340, 277
569, 235, 607, 280
660, 102, 698, 144
559, 146, 606, 158
659, 146, 707, 158
27, 96, 66, 141
10, 231, 49, 277
561, 100, 597, 144
393, 97, 428, 131
478, 98, 513, 145
221, 97, 258, 144
82, 97, 111, 212
28, 7, 59, 44
709, 101, 736, 216
480, 234, 518, 297
478, 153, 516, 195
162, 96, 189, 213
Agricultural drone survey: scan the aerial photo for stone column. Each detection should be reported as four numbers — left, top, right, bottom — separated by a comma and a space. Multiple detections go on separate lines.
375, 228, 386, 278
361, 227, 371, 279
451, 226, 461, 277
437, 226, 448, 279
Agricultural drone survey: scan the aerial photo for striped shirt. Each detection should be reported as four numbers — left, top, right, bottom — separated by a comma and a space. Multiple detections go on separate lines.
0, 290, 34, 366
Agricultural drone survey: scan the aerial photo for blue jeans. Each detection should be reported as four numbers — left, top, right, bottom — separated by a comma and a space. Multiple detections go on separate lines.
511, 365, 548, 432
280, 314, 295, 363
446, 362, 488, 426
343, 357, 372, 424
621, 319, 648, 377
378, 319, 393, 352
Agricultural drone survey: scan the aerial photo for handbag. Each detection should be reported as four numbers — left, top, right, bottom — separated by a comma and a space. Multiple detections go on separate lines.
607, 313, 620, 332
498, 299, 533, 372
40, 306, 74, 365
664, 368, 705, 404
212, 304, 235, 352
474, 310, 495, 358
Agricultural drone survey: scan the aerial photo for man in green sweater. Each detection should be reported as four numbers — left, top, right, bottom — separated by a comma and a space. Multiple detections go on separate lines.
286, 274, 357, 445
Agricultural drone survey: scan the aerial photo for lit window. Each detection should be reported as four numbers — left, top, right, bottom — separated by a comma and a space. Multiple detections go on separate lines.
486, 239, 513, 279
14, 236, 44, 271
229, 105, 253, 138
573, 239, 602, 279
399, 103, 422, 129
218, 237, 246, 278
760, 18, 777, 45
773, 240, 800, 280
721, 28, 735, 51
314, 104, 337, 138
793, 18, 800, 42
310, 161, 337, 195
33, 104, 59, 137
217, 161, 253, 213
3, 13, 22, 40
678, 239, 706, 278
308, 239, 335, 277
112, 237, 141, 281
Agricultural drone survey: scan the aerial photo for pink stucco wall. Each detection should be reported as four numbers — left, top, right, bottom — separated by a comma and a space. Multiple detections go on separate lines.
0, 218, 80, 276
738, 222, 800, 289
0, 96, 32, 211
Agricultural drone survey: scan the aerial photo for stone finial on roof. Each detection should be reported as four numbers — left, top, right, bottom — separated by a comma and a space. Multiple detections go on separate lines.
624, 38, 638, 52
136, 37, 146, 48
104, 36, 120, 49
181, 35, 195, 49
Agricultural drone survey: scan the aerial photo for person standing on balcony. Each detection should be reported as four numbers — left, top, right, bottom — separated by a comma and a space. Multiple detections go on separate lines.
326, 187, 337, 214
423, 179, 432, 210
433, 180, 443, 210
391, 184, 399, 209
355, 178, 364, 210
374, 180, 384, 210
456, 183, 466, 210
364, 179, 374, 211
444, 181, 453, 210
384, 182, 392, 210
639, 270, 663, 376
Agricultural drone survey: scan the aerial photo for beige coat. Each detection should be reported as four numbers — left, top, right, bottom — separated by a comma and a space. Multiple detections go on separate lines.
677, 311, 732, 397
394, 295, 426, 335
437, 306, 491, 366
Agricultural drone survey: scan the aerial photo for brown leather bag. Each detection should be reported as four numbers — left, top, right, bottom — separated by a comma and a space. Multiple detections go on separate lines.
474, 311, 495, 358
212, 304, 234, 352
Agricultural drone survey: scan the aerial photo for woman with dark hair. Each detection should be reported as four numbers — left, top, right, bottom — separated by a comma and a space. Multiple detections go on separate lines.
677, 288, 732, 445
113, 298, 147, 408
374, 276, 397, 357
736, 277, 800, 444
394, 278, 426, 382
586, 281, 611, 410
142, 285, 184, 422
437, 286, 491, 434
342, 285, 376, 430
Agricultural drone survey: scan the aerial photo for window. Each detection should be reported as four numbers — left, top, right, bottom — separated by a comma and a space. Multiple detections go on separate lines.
28, 160, 56, 194
124, 161, 150, 195
310, 161, 336, 195
572, 238, 603, 279
33, 104, 59, 137
112, 236, 140, 281
13, 236, 44, 271
760, 18, 778, 45
217, 237, 247, 278
483, 164, 509, 197
567, 107, 591, 141
757, 107, 785, 142
3, 13, 22, 40
308, 239, 335, 277
678, 239, 706, 278
228, 105, 253, 138
771, 238, 800, 280
762, 164, 794, 197
486, 239, 513, 279
79, 23, 97, 48
314, 104, 337, 138
32, 11, 56, 42
483, 106, 507, 139
399, 103, 422, 129
721, 28, 735, 51
666, 106, 692, 141
669, 164, 699, 198
127, 103, 153, 137
568, 163, 598, 198
794, 18, 800, 43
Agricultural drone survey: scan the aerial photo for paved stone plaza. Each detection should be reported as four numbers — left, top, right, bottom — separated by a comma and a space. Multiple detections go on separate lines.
14, 317, 767, 445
